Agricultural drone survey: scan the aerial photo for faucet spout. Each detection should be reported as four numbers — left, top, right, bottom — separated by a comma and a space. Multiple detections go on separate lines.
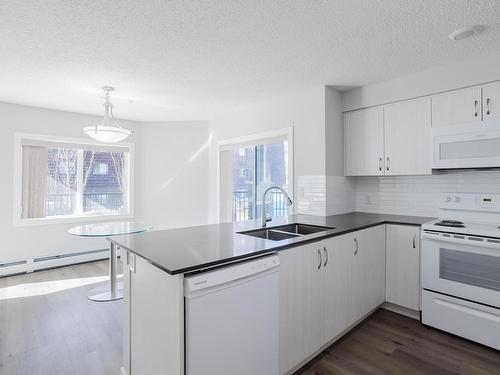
261, 186, 293, 227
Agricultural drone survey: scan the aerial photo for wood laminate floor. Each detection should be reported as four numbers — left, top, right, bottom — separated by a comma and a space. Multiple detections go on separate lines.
297, 309, 500, 375
0, 261, 122, 375
1, 261, 500, 375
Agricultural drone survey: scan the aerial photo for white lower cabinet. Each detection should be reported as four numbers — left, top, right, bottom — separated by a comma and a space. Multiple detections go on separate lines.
351, 225, 386, 323
385, 224, 421, 311
279, 242, 324, 374
322, 234, 353, 343
279, 225, 386, 374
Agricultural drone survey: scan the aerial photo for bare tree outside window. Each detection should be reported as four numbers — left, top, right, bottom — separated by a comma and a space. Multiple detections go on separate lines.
111, 152, 125, 191
41, 147, 127, 216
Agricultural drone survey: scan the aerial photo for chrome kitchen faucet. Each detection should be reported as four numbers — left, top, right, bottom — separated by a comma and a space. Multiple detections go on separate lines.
261, 186, 293, 227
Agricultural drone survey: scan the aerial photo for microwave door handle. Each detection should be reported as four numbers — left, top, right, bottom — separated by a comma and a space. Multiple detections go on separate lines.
422, 232, 500, 251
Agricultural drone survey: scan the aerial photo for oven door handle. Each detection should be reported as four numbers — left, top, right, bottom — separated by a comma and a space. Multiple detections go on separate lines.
422, 232, 500, 250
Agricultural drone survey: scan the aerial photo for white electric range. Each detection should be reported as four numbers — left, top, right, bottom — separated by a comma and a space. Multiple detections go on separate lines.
421, 193, 500, 350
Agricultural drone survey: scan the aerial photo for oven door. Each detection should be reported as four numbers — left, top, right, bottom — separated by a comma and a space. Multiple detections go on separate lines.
422, 231, 500, 308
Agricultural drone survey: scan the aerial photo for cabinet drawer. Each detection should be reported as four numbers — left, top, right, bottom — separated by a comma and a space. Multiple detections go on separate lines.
422, 290, 500, 350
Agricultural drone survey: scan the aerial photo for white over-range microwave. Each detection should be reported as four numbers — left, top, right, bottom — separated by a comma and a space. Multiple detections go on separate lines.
432, 120, 500, 169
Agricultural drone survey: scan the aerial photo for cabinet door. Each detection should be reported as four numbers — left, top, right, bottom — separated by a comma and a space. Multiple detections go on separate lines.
279, 243, 324, 374
351, 226, 386, 323
386, 224, 421, 311
482, 81, 500, 122
431, 87, 482, 127
322, 234, 354, 344
344, 106, 385, 176
384, 98, 432, 175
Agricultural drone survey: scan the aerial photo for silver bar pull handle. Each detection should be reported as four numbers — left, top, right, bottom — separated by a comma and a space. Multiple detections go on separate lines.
317, 248, 322, 270
474, 99, 479, 117
413, 234, 416, 249
486, 98, 491, 116
323, 246, 328, 267
354, 238, 359, 255
386, 157, 390, 171
379, 157, 382, 172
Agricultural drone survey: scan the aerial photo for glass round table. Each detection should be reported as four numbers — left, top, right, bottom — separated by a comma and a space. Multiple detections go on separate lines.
68, 221, 151, 302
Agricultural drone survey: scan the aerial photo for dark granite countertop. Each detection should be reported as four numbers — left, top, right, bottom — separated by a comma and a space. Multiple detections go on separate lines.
111, 212, 434, 275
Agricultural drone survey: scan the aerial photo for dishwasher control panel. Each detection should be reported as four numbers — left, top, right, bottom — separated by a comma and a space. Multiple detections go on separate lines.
184, 255, 280, 294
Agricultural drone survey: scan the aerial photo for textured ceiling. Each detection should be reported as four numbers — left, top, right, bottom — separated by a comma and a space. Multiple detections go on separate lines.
0, 0, 499, 121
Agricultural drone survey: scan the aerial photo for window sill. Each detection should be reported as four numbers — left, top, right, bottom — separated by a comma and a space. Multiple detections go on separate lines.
13, 212, 134, 227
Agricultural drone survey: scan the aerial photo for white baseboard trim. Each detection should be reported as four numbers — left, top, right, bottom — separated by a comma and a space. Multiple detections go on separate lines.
0, 249, 109, 277
381, 302, 420, 320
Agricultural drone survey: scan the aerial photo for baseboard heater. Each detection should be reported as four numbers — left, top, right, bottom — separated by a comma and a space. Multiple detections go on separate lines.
0, 248, 109, 277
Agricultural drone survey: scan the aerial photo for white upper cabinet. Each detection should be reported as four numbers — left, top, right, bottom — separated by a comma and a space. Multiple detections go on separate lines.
385, 224, 421, 311
344, 106, 384, 176
482, 81, 500, 122
384, 98, 432, 175
344, 80, 500, 176
344, 99, 432, 176
431, 86, 482, 127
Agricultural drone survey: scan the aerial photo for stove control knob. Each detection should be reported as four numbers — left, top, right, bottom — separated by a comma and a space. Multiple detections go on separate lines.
445, 196, 452, 203
454, 196, 461, 203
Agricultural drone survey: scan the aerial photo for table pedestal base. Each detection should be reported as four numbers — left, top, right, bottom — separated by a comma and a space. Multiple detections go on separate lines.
88, 241, 123, 302
88, 281, 124, 302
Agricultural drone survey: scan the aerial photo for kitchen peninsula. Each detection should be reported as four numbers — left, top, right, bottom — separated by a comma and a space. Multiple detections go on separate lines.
112, 212, 432, 375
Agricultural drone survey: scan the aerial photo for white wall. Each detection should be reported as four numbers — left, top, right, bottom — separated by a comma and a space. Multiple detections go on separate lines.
0, 102, 210, 264
342, 51, 500, 112
325, 87, 355, 215
0, 102, 137, 263
207, 86, 327, 222
134, 121, 210, 230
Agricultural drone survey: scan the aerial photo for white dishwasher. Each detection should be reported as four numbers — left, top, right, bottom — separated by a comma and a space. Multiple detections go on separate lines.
184, 254, 280, 375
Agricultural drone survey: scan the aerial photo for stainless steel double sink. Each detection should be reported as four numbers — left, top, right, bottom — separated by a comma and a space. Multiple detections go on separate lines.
239, 223, 335, 241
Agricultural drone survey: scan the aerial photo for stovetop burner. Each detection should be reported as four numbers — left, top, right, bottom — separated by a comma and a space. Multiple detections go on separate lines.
435, 220, 466, 228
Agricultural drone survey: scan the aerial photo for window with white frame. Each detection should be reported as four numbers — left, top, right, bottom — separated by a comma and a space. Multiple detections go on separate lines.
219, 129, 292, 222
14, 134, 133, 223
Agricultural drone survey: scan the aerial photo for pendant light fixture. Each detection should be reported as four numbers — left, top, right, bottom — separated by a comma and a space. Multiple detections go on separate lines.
83, 86, 131, 143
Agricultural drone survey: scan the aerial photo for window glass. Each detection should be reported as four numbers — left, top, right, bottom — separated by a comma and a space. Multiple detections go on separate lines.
93, 162, 109, 175
83, 152, 125, 213
221, 139, 289, 222
22, 143, 129, 220
232, 147, 255, 221
255, 141, 289, 220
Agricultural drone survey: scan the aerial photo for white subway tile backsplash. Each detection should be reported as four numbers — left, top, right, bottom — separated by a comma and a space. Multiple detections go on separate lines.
297, 175, 326, 216
355, 170, 500, 217
297, 175, 355, 216
297, 171, 500, 218
326, 175, 356, 215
